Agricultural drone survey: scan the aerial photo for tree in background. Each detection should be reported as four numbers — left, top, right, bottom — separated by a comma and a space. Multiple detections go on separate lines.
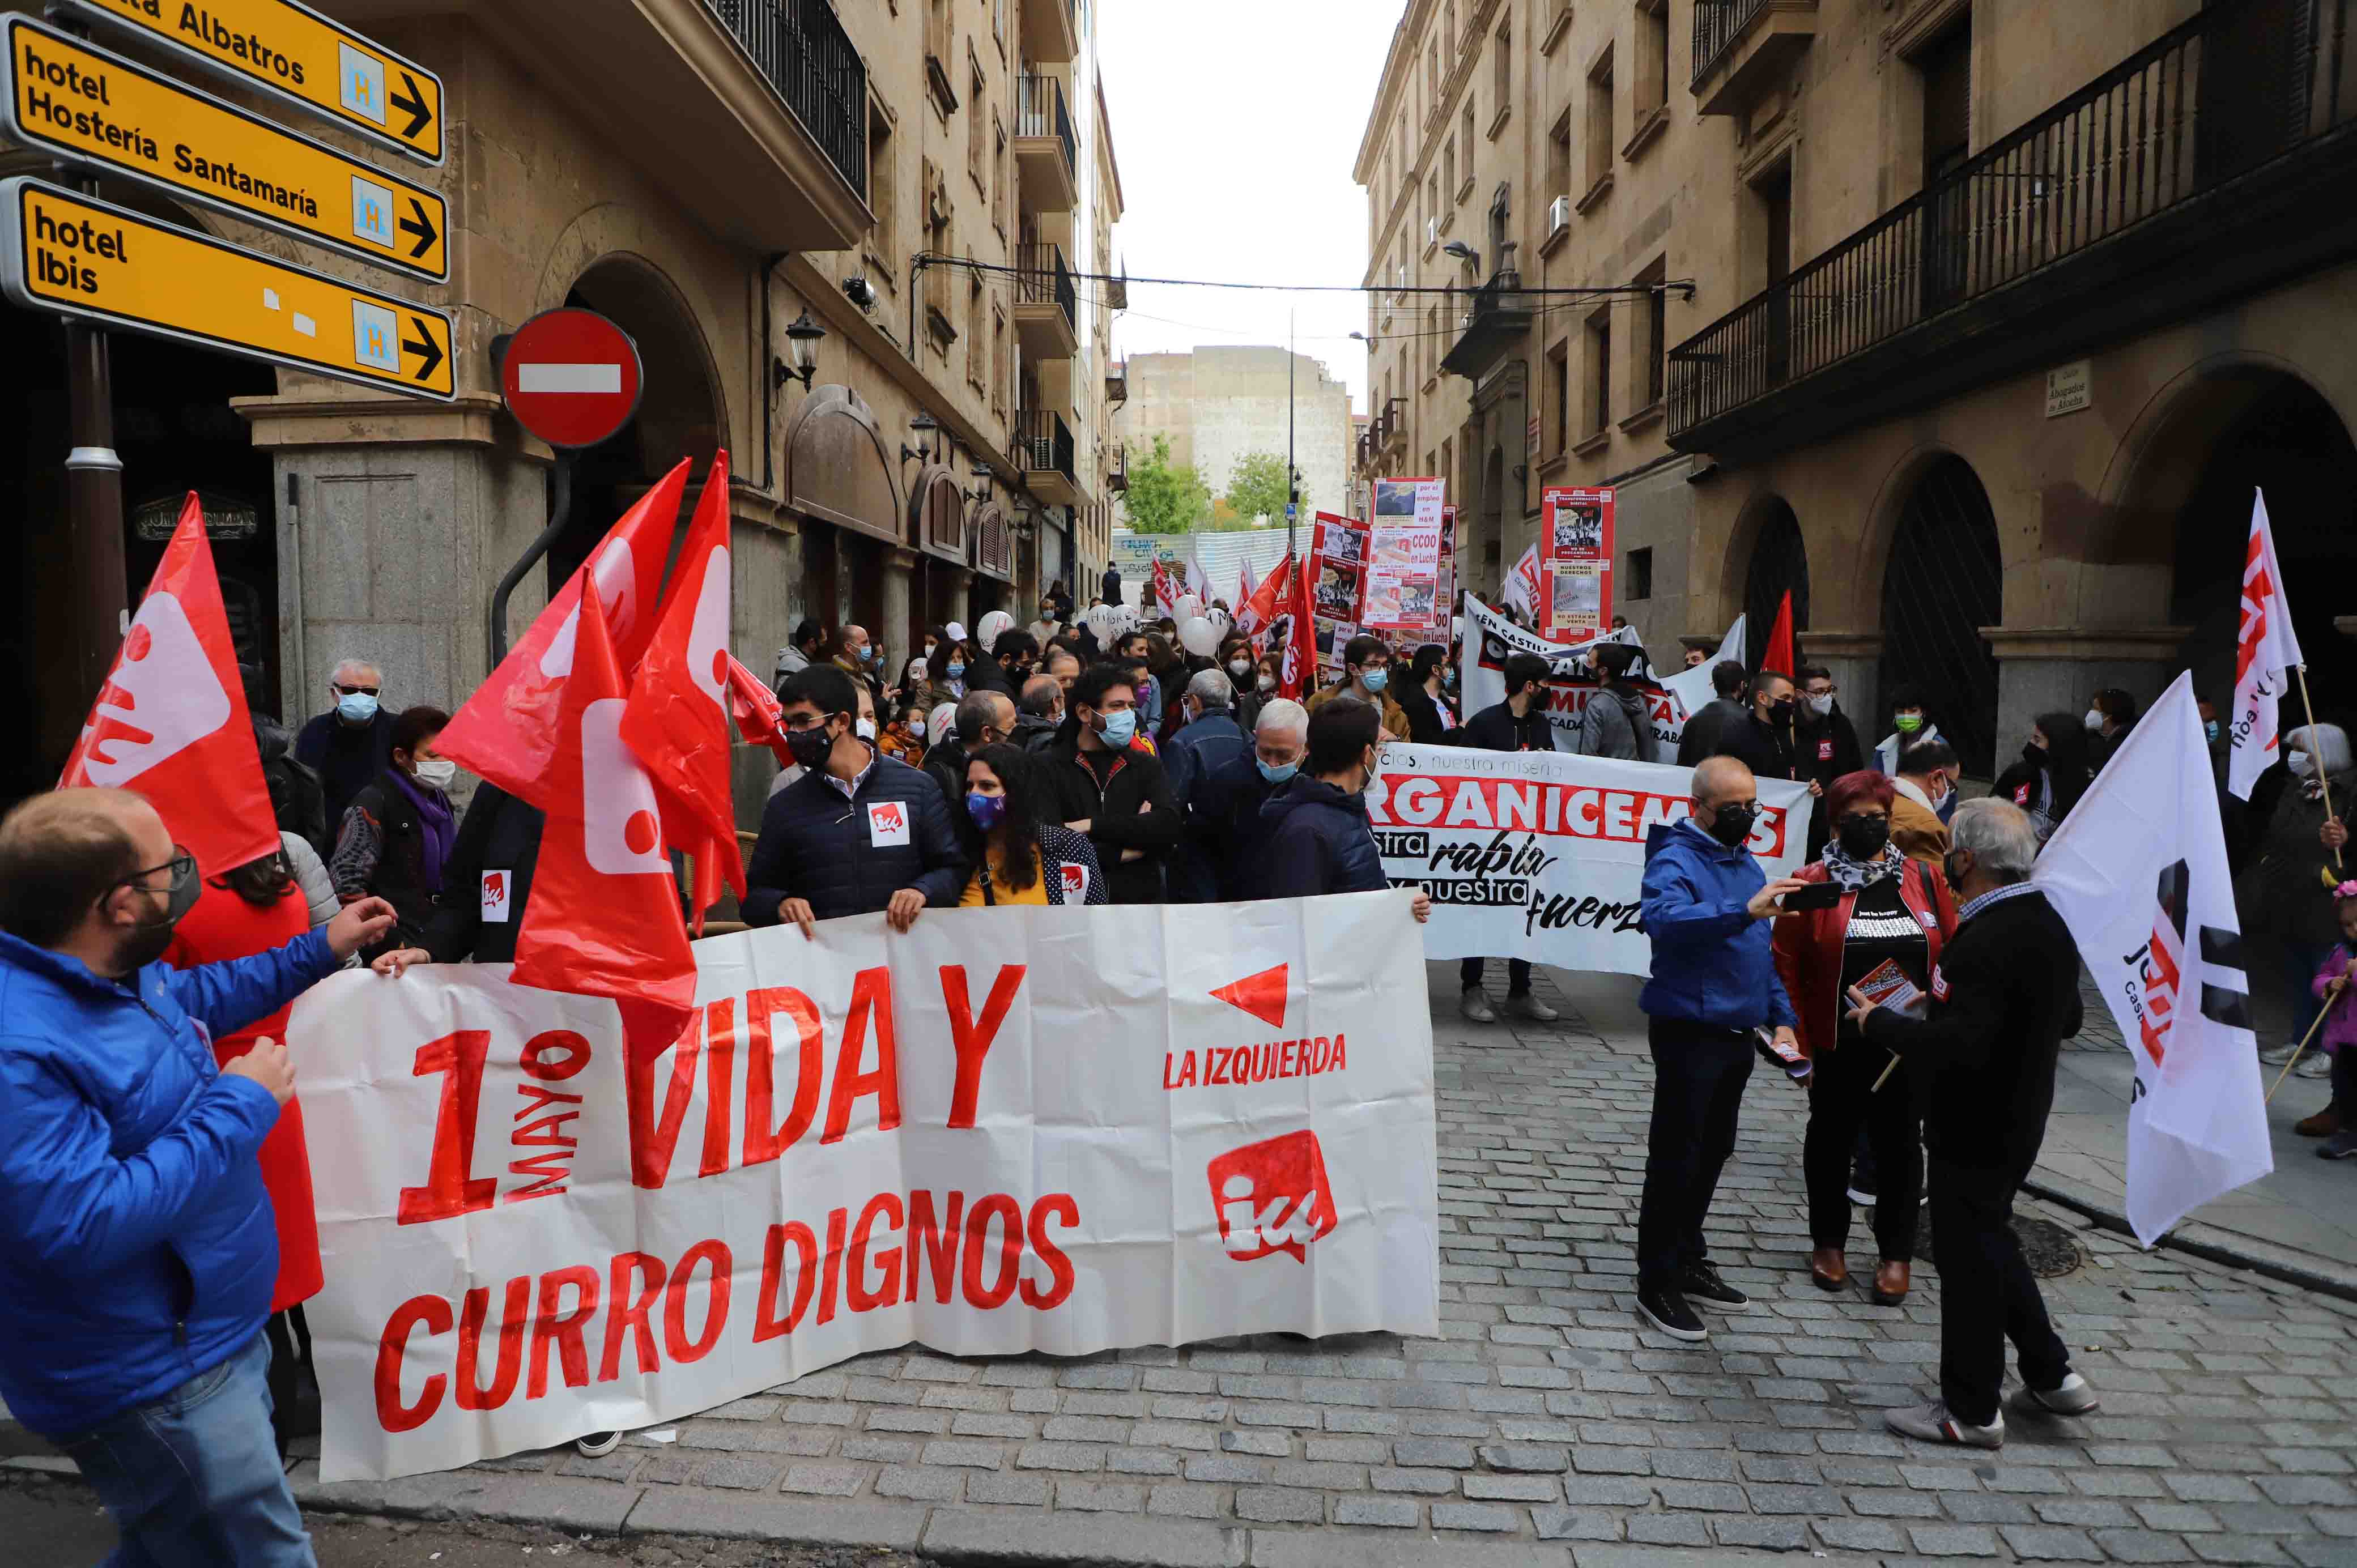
1122, 433, 1213, 535
1223, 450, 1307, 527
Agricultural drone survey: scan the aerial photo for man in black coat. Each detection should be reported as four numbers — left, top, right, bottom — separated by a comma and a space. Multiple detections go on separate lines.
1048, 663, 1181, 904
1675, 661, 1750, 767
1195, 697, 1308, 901
1100, 563, 1124, 608
1793, 665, 1865, 857
744, 665, 967, 935
421, 783, 543, 965
925, 692, 1015, 806
1013, 675, 1064, 756
968, 629, 1037, 700
1714, 669, 1805, 794
1460, 651, 1556, 753
295, 657, 397, 830
1846, 798, 2098, 1451
1261, 698, 1431, 923
1163, 670, 1250, 902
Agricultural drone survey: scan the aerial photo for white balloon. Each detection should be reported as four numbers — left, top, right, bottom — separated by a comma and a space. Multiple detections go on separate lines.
977, 610, 1014, 651
1175, 594, 1202, 623
1116, 604, 1141, 633
1178, 616, 1220, 657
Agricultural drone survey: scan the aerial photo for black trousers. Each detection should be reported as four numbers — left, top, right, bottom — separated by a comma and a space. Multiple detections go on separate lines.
1636, 1019, 1756, 1289
1803, 1037, 1921, 1259
1462, 957, 1533, 993
1927, 1158, 2070, 1426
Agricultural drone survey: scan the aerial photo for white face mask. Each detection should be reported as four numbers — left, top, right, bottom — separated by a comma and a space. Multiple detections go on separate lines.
1257, 673, 1276, 692
2289, 749, 2312, 777
2084, 709, 2104, 732
1229, 659, 1252, 678
1805, 692, 1835, 718
909, 719, 926, 740
411, 757, 457, 789
856, 717, 878, 742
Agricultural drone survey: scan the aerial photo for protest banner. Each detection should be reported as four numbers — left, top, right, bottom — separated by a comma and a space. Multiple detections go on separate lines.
1364, 478, 1444, 633
1305, 511, 1368, 680
1367, 745, 1813, 969
1539, 488, 1614, 642
292, 892, 1440, 1481
1458, 596, 1683, 753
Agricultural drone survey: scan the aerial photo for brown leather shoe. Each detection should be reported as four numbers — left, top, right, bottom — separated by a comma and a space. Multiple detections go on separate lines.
1873, 1259, 1911, 1305
1810, 1247, 1848, 1291
2296, 1105, 2341, 1139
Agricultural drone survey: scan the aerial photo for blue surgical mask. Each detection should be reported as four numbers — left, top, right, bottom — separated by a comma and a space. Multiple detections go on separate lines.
1257, 758, 1298, 785
1361, 668, 1389, 694
1098, 709, 1138, 749
337, 691, 378, 723
966, 791, 1008, 831
947, 662, 966, 678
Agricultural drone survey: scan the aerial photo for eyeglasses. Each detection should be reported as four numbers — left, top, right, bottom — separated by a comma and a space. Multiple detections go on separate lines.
331, 681, 381, 697
120, 845, 196, 893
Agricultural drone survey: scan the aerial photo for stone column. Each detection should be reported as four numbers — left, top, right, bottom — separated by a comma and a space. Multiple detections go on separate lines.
883, 548, 918, 676
1984, 626, 2190, 760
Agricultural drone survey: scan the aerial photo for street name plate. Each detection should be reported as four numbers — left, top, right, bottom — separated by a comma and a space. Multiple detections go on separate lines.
2, 15, 448, 282
54, 0, 444, 165
1, 178, 454, 400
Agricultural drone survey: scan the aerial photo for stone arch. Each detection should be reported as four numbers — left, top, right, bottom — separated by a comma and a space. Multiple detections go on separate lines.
533, 203, 734, 457
563, 253, 726, 482
1724, 489, 1809, 668
911, 464, 967, 560
785, 383, 901, 543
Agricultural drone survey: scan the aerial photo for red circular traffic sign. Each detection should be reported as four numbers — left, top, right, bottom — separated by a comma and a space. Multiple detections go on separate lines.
499, 308, 644, 449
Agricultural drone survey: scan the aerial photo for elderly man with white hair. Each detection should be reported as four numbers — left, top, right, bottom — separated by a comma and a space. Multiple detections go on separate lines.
295, 657, 397, 830
1844, 796, 2099, 1450
1164, 669, 1252, 902
1184, 696, 1309, 903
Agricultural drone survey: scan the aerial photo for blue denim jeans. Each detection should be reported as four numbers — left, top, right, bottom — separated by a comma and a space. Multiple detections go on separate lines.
52, 1332, 316, 1568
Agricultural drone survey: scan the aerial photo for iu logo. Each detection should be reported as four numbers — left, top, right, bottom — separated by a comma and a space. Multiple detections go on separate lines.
579, 698, 667, 875
867, 800, 910, 847
2122, 859, 2251, 1070
1059, 862, 1089, 900
76, 591, 232, 787
1207, 1130, 1337, 1264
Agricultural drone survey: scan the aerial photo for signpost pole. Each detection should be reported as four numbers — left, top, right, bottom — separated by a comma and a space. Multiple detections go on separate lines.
488, 451, 574, 667
63, 163, 126, 704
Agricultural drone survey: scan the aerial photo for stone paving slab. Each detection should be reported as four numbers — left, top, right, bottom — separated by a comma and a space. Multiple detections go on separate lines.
11, 962, 2357, 1566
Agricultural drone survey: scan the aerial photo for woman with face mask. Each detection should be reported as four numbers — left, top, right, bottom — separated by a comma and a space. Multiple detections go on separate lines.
1871, 683, 1942, 778
914, 638, 970, 714
954, 744, 1107, 907
327, 705, 457, 956
1770, 772, 1957, 1305
2242, 723, 2357, 1076
1991, 713, 2095, 843
879, 696, 927, 764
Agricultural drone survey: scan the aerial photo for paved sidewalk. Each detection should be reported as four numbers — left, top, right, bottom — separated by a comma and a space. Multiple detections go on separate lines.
9, 961, 2356, 1566
2036, 977, 2357, 1293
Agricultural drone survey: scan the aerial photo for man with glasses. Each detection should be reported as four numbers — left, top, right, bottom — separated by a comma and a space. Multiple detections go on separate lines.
1794, 665, 1865, 860
294, 658, 396, 830
0, 786, 402, 1566
743, 664, 967, 939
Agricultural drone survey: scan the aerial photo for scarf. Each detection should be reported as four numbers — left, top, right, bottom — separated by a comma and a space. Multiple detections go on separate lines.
390, 769, 456, 894
1820, 837, 1905, 893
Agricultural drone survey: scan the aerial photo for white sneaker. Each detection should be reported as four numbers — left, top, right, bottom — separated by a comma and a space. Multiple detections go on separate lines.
2013, 1372, 2099, 1417
1886, 1400, 2003, 1449
2259, 1041, 2301, 1066
2295, 1050, 2334, 1079
573, 1430, 622, 1456
1460, 989, 1497, 1024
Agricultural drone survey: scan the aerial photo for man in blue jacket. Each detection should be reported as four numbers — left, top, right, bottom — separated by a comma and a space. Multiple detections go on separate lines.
0, 786, 398, 1566
1634, 755, 1806, 1344
744, 664, 968, 936
1262, 698, 1431, 924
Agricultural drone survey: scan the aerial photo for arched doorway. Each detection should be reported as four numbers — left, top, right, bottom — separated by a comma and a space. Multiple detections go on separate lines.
546, 258, 724, 595
785, 384, 901, 644
912, 464, 968, 661
1741, 497, 1809, 673
1878, 455, 2003, 776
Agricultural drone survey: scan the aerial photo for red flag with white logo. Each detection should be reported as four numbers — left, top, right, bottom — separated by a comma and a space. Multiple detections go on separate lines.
510, 580, 696, 1055
59, 494, 279, 877
2227, 489, 2304, 801
619, 453, 742, 929
437, 459, 692, 809
725, 655, 791, 768
1233, 552, 1293, 645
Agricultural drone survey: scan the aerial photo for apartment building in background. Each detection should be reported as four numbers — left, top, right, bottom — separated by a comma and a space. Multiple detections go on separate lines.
1357, 0, 2357, 773
1111, 348, 1355, 526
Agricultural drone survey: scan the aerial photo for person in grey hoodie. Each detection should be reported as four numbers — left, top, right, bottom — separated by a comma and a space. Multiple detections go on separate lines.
1575, 644, 1658, 762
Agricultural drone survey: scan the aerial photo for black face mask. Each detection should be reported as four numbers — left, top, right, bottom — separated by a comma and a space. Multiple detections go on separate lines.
785, 718, 837, 771
1704, 801, 1759, 847
114, 853, 200, 970
1769, 698, 1797, 726
1942, 849, 1972, 896
1837, 816, 1891, 860
2022, 741, 2048, 767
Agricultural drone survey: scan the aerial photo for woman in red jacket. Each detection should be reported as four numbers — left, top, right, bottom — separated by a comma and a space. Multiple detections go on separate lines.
1772, 770, 1956, 1304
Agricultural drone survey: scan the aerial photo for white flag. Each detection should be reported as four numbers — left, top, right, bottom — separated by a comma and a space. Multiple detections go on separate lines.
1186, 539, 1211, 600
1660, 614, 1747, 727
2227, 490, 2304, 800
1500, 544, 1541, 619
2034, 673, 2272, 1245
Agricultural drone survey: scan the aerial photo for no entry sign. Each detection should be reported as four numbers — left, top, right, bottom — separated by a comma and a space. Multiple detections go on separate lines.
500, 308, 643, 449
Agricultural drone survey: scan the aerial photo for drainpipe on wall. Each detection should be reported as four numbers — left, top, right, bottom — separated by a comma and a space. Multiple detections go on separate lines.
758, 253, 789, 497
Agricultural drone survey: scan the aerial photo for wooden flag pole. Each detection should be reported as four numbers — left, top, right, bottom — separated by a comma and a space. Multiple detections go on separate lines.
2292, 663, 2344, 871
2265, 987, 2344, 1104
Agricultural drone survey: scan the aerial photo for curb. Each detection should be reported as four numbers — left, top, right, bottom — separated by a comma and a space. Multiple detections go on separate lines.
2020, 1169, 2357, 1305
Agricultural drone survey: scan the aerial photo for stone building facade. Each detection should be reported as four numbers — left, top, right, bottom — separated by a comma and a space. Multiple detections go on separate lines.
1110, 347, 1354, 526
4, 0, 1125, 821
1356, 0, 2357, 775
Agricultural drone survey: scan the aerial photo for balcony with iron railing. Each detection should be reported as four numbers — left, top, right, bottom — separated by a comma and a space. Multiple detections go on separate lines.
703, 1, 867, 195
1690, 0, 1818, 117
1013, 408, 1080, 506
1015, 74, 1078, 211
1108, 441, 1129, 492
1441, 256, 1535, 378
1012, 241, 1078, 359
1669, 0, 2357, 462
1022, 0, 1078, 65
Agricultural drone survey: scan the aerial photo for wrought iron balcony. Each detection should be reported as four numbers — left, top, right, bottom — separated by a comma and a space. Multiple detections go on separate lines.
1669, 0, 2357, 461
1108, 441, 1129, 492
1441, 266, 1535, 378
1013, 408, 1079, 506
1012, 241, 1078, 359
1015, 74, 1078, 211
702, 0, 867, 201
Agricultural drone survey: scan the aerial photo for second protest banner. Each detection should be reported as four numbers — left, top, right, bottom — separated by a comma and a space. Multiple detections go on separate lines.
1369, 745, 1813, 969
292, 892, 1439, 1481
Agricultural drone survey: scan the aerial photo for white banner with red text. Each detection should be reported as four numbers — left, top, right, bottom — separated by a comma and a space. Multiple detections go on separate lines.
291, 893, 1440, 1481
1367, 745, 1813, 969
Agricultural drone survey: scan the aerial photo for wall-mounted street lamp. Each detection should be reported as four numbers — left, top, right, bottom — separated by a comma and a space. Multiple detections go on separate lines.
775, 309, 826, 389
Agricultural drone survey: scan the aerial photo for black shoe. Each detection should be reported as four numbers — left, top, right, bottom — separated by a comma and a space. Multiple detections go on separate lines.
1636, 1284, 1708, 1343
1679, 1260, 1750, 1310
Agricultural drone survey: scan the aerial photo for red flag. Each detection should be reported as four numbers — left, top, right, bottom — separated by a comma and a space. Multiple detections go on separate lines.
1762, 590, 1796, 678
619, 453, 742, 929
725, 656, 791, 768
60, 494, 278, 877
1151, 556, 1180, 613
510, 579, 696, 1058
438, 459, 692, 808
1280, 556, 1316, 699
1233, 552, 1292, 644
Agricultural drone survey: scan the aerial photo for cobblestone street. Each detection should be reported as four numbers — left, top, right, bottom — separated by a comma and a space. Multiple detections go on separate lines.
14, 961, 2357, 1566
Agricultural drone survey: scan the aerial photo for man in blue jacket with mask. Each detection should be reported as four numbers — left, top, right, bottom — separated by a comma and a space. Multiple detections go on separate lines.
0, 786, 399, 1566
1634, 755, 1807, 1344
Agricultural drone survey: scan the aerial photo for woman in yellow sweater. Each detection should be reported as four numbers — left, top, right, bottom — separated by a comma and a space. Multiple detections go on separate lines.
954, 743, 1108, 907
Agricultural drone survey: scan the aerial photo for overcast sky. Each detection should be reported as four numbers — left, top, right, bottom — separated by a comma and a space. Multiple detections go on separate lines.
1098, 1, 1400, 416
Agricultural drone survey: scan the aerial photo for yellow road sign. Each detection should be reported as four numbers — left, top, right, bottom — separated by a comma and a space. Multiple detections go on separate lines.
56, 0, 444, 165
2, 178, 454, 400
2, 15, 447, 283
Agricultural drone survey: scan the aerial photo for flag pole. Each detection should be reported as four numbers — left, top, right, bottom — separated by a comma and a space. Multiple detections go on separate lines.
2265, 987, 2344, 1103
2291, 662, 2344, 871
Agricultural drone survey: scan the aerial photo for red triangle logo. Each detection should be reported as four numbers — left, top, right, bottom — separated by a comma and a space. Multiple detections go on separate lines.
1212, 963, 1289, 1030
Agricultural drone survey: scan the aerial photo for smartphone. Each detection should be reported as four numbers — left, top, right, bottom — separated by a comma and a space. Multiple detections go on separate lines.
1781, 880, 1843, 912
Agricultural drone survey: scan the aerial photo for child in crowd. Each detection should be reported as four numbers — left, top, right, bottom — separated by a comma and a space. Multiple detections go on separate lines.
2298, 884, 2357, 1159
